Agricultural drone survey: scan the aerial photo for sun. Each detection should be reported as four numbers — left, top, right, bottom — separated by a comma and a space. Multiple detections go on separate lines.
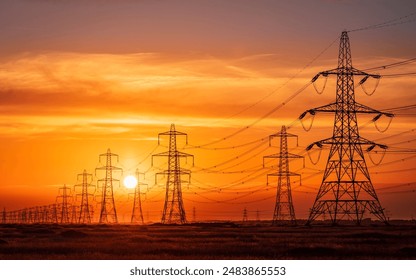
123, 175, 138, 189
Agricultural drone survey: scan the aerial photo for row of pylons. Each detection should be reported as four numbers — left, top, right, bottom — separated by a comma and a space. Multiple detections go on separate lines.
1, 31, 390, 226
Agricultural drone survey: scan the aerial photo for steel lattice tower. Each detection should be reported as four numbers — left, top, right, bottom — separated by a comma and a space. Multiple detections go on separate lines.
70, 205, 78, 224
50, 204, 58, 224
131, 168, 145, 224
242, 208, 248, 222
152, 124, 194, 224
56, 184, 71, 224
96, 149, 122, 224
2, 208, 6, 224
192, 206, 196, 222
264, 126, 303, 225
75, 170, 95, 224
300, 31, 393, 225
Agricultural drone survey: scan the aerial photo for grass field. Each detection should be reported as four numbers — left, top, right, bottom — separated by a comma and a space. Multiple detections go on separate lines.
0, 221, 415, 260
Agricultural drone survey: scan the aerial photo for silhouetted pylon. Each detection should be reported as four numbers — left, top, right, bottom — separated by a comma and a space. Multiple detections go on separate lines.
50, 204, 58, 223
192, 206, 196, 222
74, 170, 95, 224
263, 126, 303, 225
70, 205, 79, 224
40, 207, 48, 223
96, 149, 122, 224
299, 31, 393, 225
131, 168, 145, 224
152, 124, 194, 224
242, 208, 248, 222
33, 206, 40, 223
1, 208, 5, 224
56, 184, 71, 224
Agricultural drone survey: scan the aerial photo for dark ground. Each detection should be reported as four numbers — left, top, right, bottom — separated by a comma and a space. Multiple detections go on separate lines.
0, 220, 415, 259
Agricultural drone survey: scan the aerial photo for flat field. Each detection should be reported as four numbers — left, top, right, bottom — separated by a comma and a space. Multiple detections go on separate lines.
0, 221, 415, 259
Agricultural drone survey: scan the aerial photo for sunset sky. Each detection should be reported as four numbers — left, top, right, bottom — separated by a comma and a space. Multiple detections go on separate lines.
0, 0, 415, 221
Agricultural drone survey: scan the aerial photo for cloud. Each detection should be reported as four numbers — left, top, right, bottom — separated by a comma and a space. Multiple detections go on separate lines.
0, 51, 414, 143
0, 51, 301, 118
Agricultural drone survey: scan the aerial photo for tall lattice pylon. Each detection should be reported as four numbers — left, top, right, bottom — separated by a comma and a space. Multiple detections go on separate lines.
300, 31, 393, 225
131, 168, 146, 224
74, 170, 95, 224
263, 126, 303, 225
152, 124, 194, 224
56, 184, 71, 224
95, 149, 122, 224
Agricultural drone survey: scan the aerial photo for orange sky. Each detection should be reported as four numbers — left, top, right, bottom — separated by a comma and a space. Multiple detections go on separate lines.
0, 0, 415, 221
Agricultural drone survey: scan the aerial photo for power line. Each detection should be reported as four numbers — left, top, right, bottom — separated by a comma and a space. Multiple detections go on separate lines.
211, 35, 340, 123
348, 11, 416, 33
382, 104, 416, 112
377, 182, 416, 191
194, 81, 312, 148
382, 72, 416, 77
363, 57, 416, 71
184, 136, 267, 150
193, 140, 269, 172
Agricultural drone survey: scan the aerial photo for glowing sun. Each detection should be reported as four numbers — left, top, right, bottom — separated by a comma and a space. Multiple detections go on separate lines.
123, 175, 138, 189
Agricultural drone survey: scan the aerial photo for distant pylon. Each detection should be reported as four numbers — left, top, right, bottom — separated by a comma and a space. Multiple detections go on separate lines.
33, 206, 40, 223
131, 169, 145, 224
300, 31, 393, 225
96, 149, 122, 224
242, 208, 248, 222
40, 206, 48, 223
75, 170, 95, 224
70, 205, 79, 224
152, 124, 194, 224
1, 208, 5, 224
263, 126, 303, 225
50, 204, 58, 223
192, 206, 196, 222
56, 184, 71, 224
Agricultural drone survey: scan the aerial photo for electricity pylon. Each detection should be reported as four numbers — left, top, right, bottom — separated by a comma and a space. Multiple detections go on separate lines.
56, 184, 71, 224
192, 206, 196, 222
300, 31, 393, 225
1, 208, 5, 224
96, 149, 122, 224
131, 168, 146, 224
242, 208, 248, 222
70, 205, 79, 224
263, 125, 303, 225
152, 124, 194, 224
74, 170, 95, 224
50, 204, 58, 223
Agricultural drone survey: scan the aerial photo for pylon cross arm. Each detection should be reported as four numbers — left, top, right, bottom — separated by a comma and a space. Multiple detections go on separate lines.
158, 130, 187, 137
269, 132, 299, 139
306, 135, 387, 150
176, 151, 194, 158
354, 102, 394, 117
298, 103, 337, 119
318, 67, 379, 77
95, 166, 122, 171
99, 152, 119, 157
264, 153, 303, 159
97, 178, 120, 184
267, 172, 300, 177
